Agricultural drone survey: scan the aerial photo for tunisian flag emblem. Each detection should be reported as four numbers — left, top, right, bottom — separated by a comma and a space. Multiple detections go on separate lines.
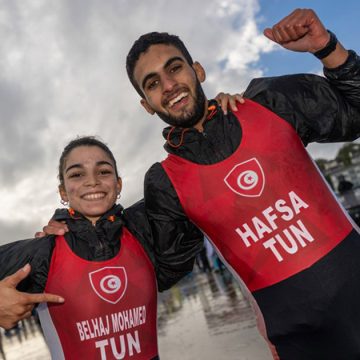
224, 158, 265, 197
89, 266, 128, 304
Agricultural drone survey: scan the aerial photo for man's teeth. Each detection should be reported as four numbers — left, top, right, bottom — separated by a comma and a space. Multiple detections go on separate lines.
83, 193, 105, 200
169, 92, 187, 107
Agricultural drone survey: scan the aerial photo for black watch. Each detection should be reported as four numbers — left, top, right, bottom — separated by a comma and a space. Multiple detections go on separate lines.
313, 30, 338, 60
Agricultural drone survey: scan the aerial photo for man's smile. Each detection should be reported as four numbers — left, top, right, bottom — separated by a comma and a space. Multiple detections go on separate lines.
168, 92, 189, 108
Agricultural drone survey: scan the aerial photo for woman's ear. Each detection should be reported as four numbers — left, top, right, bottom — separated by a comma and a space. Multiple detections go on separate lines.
59, 184, 68, 202
116, 177, 122, 196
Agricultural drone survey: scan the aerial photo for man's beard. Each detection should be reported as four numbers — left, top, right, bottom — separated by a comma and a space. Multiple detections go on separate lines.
155, 80, 206, 128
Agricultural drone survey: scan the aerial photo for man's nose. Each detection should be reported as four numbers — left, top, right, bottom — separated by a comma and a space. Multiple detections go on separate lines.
162, 75, 176, 93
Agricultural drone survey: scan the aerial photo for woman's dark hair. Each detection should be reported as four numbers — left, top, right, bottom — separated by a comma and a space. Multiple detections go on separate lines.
58, 136, 119, 185
126, 32, 194, 98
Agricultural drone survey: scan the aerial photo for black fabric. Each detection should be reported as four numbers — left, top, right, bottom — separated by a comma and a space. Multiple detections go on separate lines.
53, 205, 124, 261
0, 201, 202, 293
0, 236, 56, 294
253, 230, 360, 359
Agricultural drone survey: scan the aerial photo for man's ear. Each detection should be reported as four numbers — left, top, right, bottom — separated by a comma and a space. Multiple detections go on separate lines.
59, 185, 68, 202
192, 61, 206, 83
140, 98, 156, 115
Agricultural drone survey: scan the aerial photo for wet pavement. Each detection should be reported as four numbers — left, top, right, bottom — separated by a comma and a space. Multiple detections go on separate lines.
0, 317, 50, 360
157, 269, 272, 360
1, 269, 273, 359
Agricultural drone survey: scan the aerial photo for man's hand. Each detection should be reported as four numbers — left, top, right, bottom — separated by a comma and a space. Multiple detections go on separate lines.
264, 8, 330, 53
264, 8, 348, 68
35, 219, 69, 238
0, 264, 64, 329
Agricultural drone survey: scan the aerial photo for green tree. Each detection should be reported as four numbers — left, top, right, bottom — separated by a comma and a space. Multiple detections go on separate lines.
336, 143, 360, 166
315, 158, 328, 172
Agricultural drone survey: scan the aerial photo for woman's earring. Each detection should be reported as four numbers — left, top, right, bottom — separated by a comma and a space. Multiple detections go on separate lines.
117, 193, 121, 200
60, 199, 69, 206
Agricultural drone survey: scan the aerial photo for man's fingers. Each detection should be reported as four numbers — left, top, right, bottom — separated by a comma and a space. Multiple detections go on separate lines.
2, 320, 19, 330
264, 9, 305, 44
229, 97, 238, 112
5, 308, 34, 328
264, 9, 328, 52
214, 92, 245, 115
293, 24, 308, 39
47, 219, 69, 232
20, 310, 33, 321
3, 264, 32, 287
235, 94, 245, 104
42, 220, 69, 236
42, 225, 66, 236
24, 292, 65, 305
214, 92, 227, 114
263, 28, 275, 42
214, 91, 224, 102
272, 26, 284, 43
11, 303, 34, 317
8, 305, 34, 329
34, 231, 46, 238
219, 100, 227, 115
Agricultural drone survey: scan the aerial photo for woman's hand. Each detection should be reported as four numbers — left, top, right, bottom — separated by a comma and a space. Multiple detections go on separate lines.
214, 92, 245, 115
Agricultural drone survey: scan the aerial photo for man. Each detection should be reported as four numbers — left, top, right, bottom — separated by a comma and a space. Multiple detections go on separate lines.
126, 8, 360, 360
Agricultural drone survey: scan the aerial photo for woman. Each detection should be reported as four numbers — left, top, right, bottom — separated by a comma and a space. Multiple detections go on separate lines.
0, 136, 203, 359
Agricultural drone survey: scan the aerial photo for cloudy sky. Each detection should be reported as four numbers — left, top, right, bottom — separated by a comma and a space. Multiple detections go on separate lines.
0, 0, 359, 244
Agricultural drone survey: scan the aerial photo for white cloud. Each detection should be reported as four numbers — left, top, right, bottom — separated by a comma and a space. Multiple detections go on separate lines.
1, 0, 347, 244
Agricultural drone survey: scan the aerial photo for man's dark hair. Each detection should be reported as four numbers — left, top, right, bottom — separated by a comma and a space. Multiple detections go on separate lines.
58, 136, 119, 185
126, 32, 194, 98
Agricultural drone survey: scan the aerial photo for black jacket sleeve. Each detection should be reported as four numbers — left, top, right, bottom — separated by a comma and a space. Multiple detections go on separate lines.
244, 50, 360, 145
144, 165, 204, 291
0, 236, 55, 293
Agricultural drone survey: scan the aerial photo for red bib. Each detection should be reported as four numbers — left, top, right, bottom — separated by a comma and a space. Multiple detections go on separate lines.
162, 100, 353, 291
38, 227, 158, 360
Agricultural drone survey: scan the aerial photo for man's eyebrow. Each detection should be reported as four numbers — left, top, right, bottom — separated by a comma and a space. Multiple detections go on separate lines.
141, 56, 185, 90
164, 56, 185, 69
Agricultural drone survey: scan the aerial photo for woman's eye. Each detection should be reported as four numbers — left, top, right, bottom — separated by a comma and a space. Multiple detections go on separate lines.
99, 169, 112, 175
69, 172, 82, 178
